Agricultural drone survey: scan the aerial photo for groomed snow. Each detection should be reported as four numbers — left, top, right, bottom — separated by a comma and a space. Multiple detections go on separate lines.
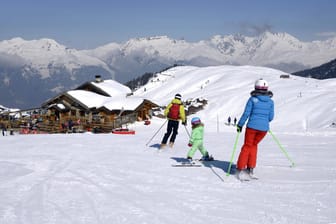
0, 65, 335, 224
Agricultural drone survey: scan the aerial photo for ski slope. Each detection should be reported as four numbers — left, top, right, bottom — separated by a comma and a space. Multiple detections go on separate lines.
0, 65, 335, 224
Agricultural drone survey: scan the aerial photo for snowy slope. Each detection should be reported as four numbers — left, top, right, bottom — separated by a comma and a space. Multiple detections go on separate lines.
0, 65, 336, 223
134, 65, 336, 132
0, 120, 335, 224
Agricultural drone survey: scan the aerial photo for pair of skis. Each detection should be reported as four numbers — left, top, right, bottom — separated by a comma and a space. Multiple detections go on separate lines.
171, 161, 202, 167
171, 158, 214, 167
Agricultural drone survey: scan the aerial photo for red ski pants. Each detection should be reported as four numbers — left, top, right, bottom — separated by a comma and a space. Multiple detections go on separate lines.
237, 127, 267, 170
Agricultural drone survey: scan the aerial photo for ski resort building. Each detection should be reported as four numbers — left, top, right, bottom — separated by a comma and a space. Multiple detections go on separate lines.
36, 76, 158, 133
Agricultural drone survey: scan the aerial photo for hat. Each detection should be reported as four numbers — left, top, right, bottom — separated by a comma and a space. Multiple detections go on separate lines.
255, 79, 268, 90
191, 117, 201, 125
175, 93, 182, 100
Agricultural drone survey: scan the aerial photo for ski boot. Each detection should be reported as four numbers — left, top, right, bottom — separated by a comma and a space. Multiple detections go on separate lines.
201, 153, 214, 161
247, 168, 258, 180
236, 169, 250, 181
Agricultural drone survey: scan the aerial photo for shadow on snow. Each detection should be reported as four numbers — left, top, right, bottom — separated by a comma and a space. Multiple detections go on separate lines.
170, 157, 237, 175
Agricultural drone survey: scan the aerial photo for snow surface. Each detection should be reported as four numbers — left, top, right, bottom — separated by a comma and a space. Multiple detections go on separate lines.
1, 65, 336, 224
134, 65, 336, 132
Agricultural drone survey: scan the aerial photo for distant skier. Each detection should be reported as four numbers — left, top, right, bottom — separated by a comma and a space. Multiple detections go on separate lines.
160, 94, 186, 149
234, 117, 237, 126
228, 116, 231, 125
187, 117, 213, 161
236, 78, 274, 180
1, 124, 7, 136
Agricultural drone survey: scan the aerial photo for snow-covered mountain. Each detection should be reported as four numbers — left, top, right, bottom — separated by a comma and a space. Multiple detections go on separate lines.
133, 65, 336, 132
0, 32, 336, 109
86, 32, 336, 80
0, 38, 114, 108
0, 37, 113, 79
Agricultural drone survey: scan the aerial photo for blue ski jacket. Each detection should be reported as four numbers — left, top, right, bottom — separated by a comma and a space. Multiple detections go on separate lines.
238, 92, 274, 131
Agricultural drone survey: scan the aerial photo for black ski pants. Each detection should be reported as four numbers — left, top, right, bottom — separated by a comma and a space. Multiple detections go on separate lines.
161, 119, 179, 144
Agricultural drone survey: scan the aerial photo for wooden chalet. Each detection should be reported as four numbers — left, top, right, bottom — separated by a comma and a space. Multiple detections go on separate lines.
280, 74, 290, 79
37, 76, 159, 133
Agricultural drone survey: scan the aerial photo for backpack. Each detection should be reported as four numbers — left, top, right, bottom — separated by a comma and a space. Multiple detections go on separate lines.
168, 103, 180, 120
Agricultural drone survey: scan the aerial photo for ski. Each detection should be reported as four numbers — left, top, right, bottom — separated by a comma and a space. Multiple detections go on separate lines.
171, 161, 202, 167
171, 155, 214, 167
239, 178, 251, 182
249, 174, 259, 180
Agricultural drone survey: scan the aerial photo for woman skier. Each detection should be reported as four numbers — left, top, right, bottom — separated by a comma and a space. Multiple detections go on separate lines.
236, 78, 274, 180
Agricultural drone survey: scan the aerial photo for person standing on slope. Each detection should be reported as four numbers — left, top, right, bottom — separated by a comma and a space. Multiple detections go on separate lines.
187, 117, 213, 161
160, 93, 186, 149
236, 78, 274, 180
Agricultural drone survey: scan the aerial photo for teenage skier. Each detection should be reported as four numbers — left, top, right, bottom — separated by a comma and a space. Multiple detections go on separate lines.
160, 94, 186, 149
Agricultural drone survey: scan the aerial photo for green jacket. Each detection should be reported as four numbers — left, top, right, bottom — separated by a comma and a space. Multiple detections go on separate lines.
189, 124, 204, 144
164, 98, 186, 122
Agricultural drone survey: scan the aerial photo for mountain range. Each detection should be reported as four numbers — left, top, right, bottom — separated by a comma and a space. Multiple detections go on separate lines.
0, 32, 336, 109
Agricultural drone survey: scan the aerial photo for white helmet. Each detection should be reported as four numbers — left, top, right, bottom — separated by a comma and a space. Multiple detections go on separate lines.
255, 79, 268, 90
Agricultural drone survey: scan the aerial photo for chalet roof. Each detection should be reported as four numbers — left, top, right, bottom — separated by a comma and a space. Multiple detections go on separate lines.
76, 79, 132, 97
67, 90, 111, 109
66, 90, 157, 111
101, 97, 145, 111
42, 79, 158, 113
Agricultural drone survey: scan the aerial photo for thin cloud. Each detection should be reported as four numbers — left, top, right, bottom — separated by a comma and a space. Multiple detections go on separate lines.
0, 53, 26, 68
316, 32, 336, 38
240, 23, 274, 36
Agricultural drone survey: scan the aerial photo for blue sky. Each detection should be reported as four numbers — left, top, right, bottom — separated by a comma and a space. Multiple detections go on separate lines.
1, 0, 336, 49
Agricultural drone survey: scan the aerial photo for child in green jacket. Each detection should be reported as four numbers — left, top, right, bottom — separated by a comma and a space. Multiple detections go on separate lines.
187, 117, 213, 161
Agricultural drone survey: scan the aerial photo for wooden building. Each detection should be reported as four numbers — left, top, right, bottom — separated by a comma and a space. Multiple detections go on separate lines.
38, 77, 158, 133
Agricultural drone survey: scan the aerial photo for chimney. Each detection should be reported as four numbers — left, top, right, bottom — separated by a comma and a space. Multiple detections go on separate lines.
95, 75, 103, 83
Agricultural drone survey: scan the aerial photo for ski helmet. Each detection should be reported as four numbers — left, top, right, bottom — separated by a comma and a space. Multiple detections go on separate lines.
255, 78, 268, 90
191, 117, 201, 125
175, 93, 182, 100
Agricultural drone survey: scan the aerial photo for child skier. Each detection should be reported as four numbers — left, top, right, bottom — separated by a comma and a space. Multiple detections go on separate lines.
187, 117, 213, 161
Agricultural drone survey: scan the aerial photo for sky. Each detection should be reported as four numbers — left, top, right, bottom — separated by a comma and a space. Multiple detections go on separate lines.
1, 0, 336, 49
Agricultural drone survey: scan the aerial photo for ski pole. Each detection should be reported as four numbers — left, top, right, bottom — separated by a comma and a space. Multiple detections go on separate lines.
184, 125, 191, 138
226, 131, 241, 176
145, 119, 168, 146
268, 130, 295, 167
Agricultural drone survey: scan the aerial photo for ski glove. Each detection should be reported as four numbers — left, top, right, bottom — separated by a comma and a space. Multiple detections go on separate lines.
188, 143, 192, 147
237, 125, 242, 133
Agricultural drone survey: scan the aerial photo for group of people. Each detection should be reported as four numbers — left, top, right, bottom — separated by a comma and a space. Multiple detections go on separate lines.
159, 78, 274, 179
